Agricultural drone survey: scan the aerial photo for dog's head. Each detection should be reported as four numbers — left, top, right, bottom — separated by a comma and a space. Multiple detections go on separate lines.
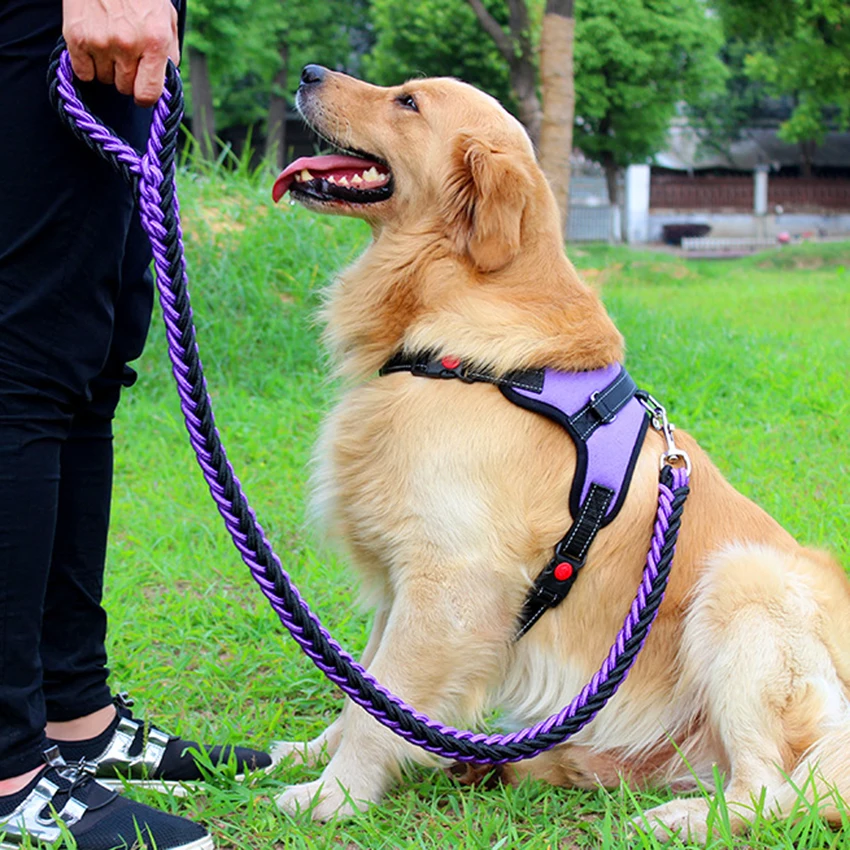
273, 66, 548, 272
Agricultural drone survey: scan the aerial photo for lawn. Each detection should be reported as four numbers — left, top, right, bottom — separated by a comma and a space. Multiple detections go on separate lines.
56, 168, 850, 848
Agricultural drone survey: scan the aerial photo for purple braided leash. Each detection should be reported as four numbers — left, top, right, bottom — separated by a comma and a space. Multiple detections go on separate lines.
50, 51, 691, 763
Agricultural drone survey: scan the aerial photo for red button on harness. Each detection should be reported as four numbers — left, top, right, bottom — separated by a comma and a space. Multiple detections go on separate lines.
441, 356, 461, 370
553, 562, 573, 582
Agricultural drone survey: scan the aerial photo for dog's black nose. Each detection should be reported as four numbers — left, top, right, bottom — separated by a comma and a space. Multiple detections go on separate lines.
300, 65, 327, 87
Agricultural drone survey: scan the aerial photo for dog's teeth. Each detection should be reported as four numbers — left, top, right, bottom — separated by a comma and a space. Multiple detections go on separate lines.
327, 175, 337, 184
299, 169, 313, 182
338, 176, 349, 186
351, 174, 363, 185
361, 167, 389, 186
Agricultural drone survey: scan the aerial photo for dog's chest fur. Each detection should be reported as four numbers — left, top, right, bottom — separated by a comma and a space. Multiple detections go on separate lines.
312, 374, 574, 594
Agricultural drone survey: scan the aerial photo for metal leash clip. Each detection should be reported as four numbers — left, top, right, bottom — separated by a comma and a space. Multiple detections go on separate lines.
636, 391, 692, 475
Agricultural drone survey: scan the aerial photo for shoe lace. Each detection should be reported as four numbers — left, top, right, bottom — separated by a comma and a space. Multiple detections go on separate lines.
51, 759, 98, 803
68, 759, 98, 791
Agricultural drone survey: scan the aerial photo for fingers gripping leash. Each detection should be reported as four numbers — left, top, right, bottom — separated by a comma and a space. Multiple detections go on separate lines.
48, 45, 691, 764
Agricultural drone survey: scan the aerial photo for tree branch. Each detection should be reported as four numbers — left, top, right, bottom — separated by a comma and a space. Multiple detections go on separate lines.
465, 0, 515, 64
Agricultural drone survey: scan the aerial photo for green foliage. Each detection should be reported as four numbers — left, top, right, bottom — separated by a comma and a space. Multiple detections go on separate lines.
572, 0, 727, 168
262, 0, 372, 98
364, 0, 514, 108
180, 0, 732, 172
713, 0, 850, 144
184, 0, 371, 133
364, 0, 727, 169
184, 0, 280, 128
685, 38, 774, 157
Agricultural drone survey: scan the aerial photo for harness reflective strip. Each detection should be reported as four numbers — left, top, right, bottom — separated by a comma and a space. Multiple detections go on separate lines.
515, 484, 613, 640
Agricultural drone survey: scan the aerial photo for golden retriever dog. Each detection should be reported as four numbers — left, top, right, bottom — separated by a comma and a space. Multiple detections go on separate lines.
270, 65, 850, 840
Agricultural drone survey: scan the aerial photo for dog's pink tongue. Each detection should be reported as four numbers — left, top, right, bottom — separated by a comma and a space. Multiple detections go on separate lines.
272, 154, 378, 202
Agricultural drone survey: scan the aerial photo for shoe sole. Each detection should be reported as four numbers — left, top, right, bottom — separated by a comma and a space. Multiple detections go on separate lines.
1, 836, 214, 850
174, 837, 216, 850
98, 759, 279, 797
0, 840, 214, 850
98, 776, 196, 796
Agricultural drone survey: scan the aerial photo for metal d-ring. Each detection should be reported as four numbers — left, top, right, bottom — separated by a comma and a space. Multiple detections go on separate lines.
661, 447, 692, 475
636, 391, 693, 475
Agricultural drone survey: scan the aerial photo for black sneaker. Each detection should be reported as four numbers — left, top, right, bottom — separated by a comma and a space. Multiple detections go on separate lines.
51, 695, 274, 796
0, 747, 213, 849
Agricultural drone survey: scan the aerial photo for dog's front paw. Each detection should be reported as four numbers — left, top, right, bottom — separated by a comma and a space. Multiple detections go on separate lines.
636, 798, 713, 843
276, 778, 370, 821
270, 739, 323, 768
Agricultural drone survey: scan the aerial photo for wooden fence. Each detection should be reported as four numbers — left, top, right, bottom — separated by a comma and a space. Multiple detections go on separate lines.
769, 178, 850, 210
650, 176, 752, 210
650, 174, 850, 211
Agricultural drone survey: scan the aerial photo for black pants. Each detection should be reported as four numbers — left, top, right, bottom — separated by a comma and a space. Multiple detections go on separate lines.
0, 1, 154, 779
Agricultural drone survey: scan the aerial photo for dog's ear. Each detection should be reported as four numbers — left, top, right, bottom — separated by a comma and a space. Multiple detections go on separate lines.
443, 135, 532, 273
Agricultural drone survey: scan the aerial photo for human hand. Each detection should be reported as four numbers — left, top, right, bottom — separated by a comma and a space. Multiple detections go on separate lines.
63, 0, 180, 107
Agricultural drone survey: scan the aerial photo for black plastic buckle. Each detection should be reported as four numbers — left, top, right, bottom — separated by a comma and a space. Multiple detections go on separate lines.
532, 553, 585, 610
411, 356, 471, 381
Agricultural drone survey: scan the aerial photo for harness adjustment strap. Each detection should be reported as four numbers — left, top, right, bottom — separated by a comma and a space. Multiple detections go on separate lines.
379, 351, 545, 392
515, 484, 614, 640
568, 370, 638, 441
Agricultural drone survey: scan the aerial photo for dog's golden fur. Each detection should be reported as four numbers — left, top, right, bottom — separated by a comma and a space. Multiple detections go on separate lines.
273, 69, 850, 839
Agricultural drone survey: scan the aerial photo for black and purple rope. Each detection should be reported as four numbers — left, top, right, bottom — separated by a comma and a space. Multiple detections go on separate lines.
48, 50, 691, 764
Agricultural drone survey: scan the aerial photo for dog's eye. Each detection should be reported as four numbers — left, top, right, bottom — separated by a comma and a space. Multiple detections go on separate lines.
395, 93, 419, 113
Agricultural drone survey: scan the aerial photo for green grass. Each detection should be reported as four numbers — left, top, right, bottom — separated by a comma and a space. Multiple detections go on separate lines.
43, 169, 850, 849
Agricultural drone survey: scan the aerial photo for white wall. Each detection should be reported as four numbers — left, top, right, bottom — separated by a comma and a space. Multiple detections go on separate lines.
648, 211, 850, 242
625, 165, 651, 243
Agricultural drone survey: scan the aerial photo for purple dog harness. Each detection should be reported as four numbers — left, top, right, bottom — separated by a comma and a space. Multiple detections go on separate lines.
380, 354, 649, 638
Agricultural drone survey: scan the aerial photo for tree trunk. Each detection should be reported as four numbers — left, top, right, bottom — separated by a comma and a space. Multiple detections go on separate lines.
466, 0, 542, 148
266, 43, 289, 170
512, 61, 543, 149
800, 140, 814, 178
539, 0, 575, 235
602, 152, 619, 207
188, 47, 216, 160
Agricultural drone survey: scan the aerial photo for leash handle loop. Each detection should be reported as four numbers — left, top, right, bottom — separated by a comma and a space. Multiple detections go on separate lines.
47, 41, 183, 195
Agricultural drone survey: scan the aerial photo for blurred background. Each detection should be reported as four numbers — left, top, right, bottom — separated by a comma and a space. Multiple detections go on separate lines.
180, 0, 850, 246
